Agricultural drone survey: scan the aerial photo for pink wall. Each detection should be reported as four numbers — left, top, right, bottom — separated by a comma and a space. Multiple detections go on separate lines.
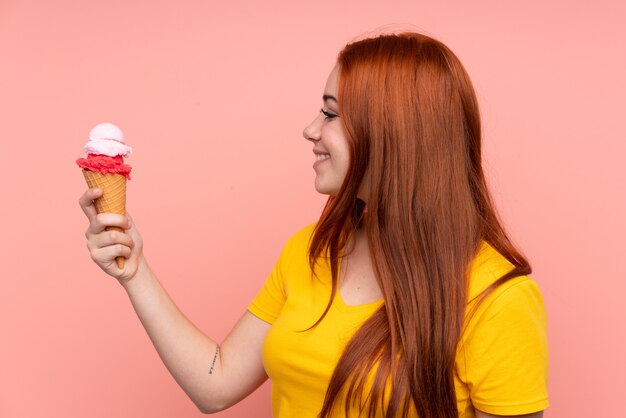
1, 0, 624, 417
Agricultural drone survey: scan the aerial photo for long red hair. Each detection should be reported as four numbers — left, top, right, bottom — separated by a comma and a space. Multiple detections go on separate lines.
309, 33, 531, 418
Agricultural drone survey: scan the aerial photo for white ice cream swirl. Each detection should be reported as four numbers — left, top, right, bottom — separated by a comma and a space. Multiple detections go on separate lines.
84, 122, 132, 157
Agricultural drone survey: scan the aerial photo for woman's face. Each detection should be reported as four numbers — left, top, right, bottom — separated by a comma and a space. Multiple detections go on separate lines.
302, 65, 350, 196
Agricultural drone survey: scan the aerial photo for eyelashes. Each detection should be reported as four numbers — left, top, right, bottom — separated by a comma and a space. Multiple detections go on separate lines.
320, 108, 339, 120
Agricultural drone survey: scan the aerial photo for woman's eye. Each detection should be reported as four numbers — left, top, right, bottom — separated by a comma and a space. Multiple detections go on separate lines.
320, 108, 338, 120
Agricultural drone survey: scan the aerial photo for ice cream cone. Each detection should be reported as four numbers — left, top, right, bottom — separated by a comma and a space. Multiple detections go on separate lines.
82, 170, 127, 268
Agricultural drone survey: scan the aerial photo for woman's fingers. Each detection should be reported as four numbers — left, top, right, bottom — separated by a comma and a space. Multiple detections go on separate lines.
86, 213, 131, 237
90, 241, 133, 265
79, 188, 103, 220
86, 225, 135, 273
87, 227, 135, 251
80, 190, 143, 281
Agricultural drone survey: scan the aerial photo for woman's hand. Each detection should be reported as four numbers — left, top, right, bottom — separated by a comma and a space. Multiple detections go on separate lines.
79, 188, 144, 283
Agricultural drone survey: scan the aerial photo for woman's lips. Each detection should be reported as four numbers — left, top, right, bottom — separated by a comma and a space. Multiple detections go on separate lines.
313, 152, 330, 168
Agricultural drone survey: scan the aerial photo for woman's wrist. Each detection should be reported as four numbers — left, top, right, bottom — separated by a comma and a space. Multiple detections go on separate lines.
120, 255, 152, 292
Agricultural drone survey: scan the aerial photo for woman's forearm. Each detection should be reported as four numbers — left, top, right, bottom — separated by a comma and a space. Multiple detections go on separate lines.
119, 257, 270, 413
121, 258, 224, 412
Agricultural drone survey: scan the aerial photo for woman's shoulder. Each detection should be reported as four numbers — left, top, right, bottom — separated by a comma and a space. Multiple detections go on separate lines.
275, 223, 317, 262
462, 242, 547, 351
467, 242, 537, 303
459, 246, 549, 415
283, 223, 317, 250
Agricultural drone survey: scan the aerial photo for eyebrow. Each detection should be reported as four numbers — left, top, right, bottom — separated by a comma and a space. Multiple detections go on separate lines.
323, 94, 338, 103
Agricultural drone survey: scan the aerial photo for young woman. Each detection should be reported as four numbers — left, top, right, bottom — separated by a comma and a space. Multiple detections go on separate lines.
79, 32, 548, 418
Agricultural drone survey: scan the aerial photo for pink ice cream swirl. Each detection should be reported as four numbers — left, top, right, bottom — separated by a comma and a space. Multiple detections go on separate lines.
76, 122, 132, 179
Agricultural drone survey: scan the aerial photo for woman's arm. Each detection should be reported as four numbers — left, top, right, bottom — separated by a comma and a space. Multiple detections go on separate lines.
80, 188, 270, 413
124, 260, 270, 413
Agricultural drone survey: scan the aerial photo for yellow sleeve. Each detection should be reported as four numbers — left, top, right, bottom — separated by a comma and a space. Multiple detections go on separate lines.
247, 230, 299, 324
459, 278, 549, 415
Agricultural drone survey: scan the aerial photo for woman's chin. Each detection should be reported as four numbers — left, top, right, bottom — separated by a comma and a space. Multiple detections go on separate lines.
314, 182, 339, 196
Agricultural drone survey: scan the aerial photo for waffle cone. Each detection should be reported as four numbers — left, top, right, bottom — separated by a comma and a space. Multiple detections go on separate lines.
82, 170, 127, 269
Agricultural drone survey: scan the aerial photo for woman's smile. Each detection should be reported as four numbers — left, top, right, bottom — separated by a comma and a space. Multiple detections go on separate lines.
314, 151, 331, 167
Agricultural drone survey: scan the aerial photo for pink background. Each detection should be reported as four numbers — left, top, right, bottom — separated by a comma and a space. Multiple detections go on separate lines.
1, 0, 624, 417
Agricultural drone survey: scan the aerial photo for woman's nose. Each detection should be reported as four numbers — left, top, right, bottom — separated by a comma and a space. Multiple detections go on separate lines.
302, 113, 323, 142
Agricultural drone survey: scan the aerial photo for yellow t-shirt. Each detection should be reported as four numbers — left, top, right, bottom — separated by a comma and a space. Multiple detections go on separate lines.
248, 225, 549, 417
